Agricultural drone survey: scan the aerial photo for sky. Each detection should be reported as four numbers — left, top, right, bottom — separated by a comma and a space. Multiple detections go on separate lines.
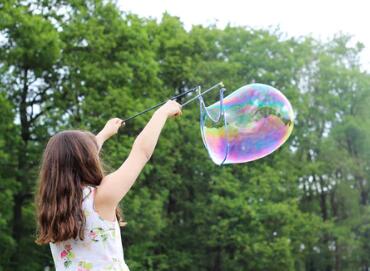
118, 0, 370, 70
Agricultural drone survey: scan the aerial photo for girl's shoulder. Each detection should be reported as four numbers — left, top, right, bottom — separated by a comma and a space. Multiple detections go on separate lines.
82, 185, 118, 225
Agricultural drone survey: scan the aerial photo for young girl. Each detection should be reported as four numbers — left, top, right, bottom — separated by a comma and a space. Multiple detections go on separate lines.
35, 100, 182, 271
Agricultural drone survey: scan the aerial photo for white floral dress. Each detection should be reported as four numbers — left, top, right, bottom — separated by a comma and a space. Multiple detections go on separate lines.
50, 186, 130, 271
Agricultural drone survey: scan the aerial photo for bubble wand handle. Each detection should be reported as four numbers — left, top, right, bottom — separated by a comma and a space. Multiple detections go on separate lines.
122, 82, 224, 123
122, 86, 199, 123
122, 101, 167, 123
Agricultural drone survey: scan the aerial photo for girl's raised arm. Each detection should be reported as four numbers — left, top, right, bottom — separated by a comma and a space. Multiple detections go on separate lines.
96, 118, 123, 151
95, 100, 182, 220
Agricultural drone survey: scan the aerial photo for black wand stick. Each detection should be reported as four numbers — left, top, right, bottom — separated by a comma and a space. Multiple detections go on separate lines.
122, 82, 224, 123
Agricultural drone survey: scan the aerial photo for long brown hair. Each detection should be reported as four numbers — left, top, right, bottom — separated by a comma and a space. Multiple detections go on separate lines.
35, 130, 123, 245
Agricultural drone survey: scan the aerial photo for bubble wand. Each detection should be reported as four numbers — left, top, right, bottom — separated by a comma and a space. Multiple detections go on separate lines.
121, 82, 294, 166
121, 82, 224, 123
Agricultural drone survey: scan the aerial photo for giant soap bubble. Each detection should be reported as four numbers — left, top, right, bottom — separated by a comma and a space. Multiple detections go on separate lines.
199, 83, 294, 165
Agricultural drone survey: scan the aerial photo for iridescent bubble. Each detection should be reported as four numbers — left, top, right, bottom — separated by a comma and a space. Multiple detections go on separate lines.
199, 83, 294, 165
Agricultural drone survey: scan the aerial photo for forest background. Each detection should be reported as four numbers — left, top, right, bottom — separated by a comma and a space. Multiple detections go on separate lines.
1, 1, 370, 270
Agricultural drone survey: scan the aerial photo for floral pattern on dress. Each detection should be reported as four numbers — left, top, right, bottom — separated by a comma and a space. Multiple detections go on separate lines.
50, 186, 129, 270
89, 227, 116, 242
78, 261, 93, 271
60, 244, 75, 268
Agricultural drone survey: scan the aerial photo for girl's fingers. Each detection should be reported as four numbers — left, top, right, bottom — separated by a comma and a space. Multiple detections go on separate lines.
112, 118, 123, 127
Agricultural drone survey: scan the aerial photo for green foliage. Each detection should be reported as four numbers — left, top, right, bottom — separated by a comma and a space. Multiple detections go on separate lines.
0, 93, 17, 269
1, 0, 370, 270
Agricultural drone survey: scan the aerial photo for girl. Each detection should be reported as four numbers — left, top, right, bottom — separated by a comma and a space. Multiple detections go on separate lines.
35, 100, 182, 271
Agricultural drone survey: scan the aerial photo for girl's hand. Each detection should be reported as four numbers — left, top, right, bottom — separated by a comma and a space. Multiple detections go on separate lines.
157, 100, 182, 118
100, 118, 124, 140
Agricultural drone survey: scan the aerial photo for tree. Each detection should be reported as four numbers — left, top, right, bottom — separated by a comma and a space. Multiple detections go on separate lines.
1, 1, 370, 270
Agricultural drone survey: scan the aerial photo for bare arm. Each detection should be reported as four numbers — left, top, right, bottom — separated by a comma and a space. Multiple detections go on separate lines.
95, 118, 123, 151
95, 132, 106, 151
94, 101, 182, 220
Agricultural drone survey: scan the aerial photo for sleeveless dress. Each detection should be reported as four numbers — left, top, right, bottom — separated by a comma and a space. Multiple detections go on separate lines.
49, 186, 130, 271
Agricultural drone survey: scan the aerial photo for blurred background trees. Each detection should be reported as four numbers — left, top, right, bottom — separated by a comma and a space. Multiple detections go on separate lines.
1, 0, 370, 270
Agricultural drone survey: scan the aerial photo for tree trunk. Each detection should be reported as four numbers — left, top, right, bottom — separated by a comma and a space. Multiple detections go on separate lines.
10, 67, 30, 267
316, 176, 328, 221
211, 247, 222, 271
11, 194, 24, 243
358, 177, 368, 206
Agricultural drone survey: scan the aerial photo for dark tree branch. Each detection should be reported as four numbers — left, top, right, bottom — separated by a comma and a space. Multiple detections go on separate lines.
27, 85, 51, 106
28, 77, 38, 86
20, 68, 30, 142
29, 105, 53, 124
